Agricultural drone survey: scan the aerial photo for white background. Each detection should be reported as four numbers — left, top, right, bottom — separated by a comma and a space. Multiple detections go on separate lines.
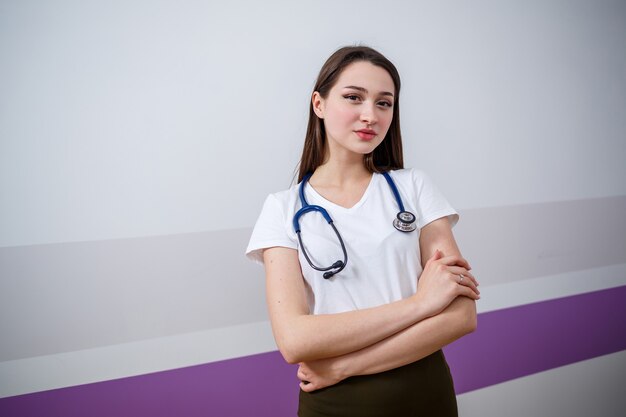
2, 0, 625, 248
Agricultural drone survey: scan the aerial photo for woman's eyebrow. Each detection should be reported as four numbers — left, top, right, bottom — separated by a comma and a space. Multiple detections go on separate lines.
343, 85, 394, 97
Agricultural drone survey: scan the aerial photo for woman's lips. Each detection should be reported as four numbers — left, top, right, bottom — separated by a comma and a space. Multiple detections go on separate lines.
355, 130, 376, 140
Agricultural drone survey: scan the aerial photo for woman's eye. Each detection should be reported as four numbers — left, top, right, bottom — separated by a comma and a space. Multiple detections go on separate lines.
378, 101, 393, 108
344, 94, 360, 101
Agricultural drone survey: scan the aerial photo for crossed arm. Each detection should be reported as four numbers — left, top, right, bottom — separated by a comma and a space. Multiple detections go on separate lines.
263, 217, 479, 391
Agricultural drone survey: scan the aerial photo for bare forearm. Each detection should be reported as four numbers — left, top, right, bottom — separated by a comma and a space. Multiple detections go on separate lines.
338, 297, 477, 377
297, 220, 481, 392
274, 296, 431, 364
264, 246, 478, 365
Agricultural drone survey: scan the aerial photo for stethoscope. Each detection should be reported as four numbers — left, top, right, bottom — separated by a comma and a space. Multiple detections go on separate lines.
292, 171, 417, 279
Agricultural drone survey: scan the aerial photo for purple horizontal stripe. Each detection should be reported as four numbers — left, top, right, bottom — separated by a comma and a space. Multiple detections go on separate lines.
1, 285, 625, 416
0, 351, 300, 417
444, 285, 626, 393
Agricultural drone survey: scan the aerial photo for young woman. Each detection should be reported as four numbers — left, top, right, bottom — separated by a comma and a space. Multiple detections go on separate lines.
246, 46, 480, 417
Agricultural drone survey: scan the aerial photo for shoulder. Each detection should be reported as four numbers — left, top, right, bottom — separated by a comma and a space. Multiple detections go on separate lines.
386, 167, 458, 228
246, 183, 301, 264
272, 183, 299, 200
257, 183, 301, 221
267, 183, 300, 209
385, 167, 430, 188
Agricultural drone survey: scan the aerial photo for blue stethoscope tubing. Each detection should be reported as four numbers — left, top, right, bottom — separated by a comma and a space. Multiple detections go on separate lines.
293, 171, 417, 279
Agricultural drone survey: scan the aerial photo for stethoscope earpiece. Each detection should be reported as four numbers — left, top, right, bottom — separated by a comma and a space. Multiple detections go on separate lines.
322, 261, 345, 279
331, 260, 344, 268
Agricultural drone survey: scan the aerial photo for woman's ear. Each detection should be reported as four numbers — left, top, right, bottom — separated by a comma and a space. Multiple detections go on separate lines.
311, 91, 324, 119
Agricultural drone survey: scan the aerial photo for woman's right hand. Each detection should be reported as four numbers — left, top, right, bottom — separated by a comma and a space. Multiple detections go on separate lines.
412, 249, 480, 318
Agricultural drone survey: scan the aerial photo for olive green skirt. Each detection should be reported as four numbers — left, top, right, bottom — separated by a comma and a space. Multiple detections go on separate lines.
298, 350, 457, 417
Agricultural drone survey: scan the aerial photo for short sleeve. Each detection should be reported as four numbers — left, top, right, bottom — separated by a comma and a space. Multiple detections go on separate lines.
413, 169, 459, 229
245, 194, 298, 265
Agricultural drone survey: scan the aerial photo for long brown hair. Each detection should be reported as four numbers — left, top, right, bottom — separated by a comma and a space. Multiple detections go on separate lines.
297, 46, 404, 183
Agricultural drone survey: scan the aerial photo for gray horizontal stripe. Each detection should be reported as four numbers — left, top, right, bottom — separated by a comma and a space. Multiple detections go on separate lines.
2, 264, 623, 397
0, 228, 267, 361
454, 195, 626, 285
456, 350, 626, 417
1, 195, 624, 362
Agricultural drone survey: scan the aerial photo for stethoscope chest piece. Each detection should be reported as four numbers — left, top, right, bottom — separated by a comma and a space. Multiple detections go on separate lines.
296, 171, 417, 279
393, 211, 417, 232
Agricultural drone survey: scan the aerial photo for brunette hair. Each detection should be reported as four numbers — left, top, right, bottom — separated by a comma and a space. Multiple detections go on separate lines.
297, 46, 404, 182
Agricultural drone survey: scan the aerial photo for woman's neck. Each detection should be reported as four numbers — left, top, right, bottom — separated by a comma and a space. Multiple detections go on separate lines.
308, 156, 373, 209
311, 139, 372, 183
311, 158, 371, 187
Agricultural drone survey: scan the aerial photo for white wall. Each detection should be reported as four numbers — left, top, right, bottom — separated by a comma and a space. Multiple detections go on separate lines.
2, 0, 625, 248
1, 1, 625, 415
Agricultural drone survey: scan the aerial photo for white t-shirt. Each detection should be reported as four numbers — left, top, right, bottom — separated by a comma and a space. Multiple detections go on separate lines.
245, 168, 458, 315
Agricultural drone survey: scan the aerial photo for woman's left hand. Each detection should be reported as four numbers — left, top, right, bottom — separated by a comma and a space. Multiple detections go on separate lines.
297, 357, 348, 392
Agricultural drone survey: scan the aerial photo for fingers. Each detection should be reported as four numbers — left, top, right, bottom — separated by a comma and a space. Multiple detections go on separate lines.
437, 254, 471, 270
300, 380, 315, 392
298, 365, 316, 392
440, 265, 480, 298
452, 273, 480, 298
297, 365, 308, 381
446, 266, 479, 287
460, 276, 480, 298
457, 284, 481, 300
427, 251, 479, 288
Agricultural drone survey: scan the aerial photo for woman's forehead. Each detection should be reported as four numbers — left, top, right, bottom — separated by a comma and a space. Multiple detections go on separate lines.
334, 61, 395, 93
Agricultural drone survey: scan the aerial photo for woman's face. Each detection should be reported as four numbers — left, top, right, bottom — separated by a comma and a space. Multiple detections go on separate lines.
313, 61, 395, 160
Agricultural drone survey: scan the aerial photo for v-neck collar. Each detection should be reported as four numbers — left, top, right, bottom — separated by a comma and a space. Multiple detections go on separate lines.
305, 173, 379, 212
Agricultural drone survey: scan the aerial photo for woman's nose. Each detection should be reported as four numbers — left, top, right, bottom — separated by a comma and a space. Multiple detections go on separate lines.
360, 103, 378, 124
